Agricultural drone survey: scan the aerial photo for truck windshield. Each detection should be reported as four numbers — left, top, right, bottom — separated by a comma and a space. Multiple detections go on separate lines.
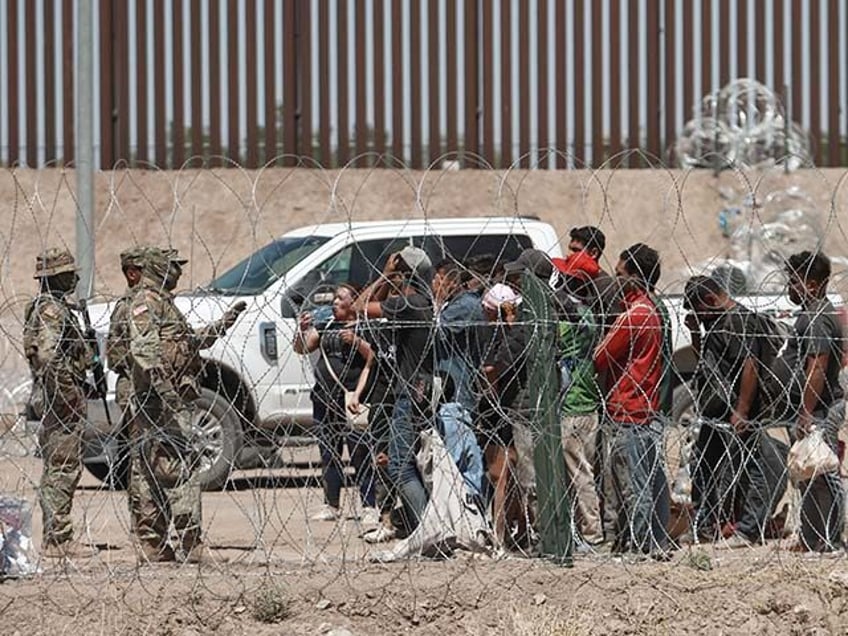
202, 236, 330, 295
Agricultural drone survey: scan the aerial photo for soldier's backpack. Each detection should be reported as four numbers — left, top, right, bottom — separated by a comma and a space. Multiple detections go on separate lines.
755, 312, 803, 423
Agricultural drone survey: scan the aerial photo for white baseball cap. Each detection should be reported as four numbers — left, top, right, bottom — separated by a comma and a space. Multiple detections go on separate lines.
482, 283, 522, 311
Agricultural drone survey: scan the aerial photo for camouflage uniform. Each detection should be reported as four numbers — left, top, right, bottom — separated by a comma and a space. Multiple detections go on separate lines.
107, 247, 147, 414
22, 249, 91, 548
126, 247, 243, 560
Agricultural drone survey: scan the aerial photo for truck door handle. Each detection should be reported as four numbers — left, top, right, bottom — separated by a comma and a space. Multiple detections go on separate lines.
259, 322, 278, 363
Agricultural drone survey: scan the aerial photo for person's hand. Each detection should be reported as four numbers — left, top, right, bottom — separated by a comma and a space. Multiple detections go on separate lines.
684, 312, 700, 333
339, 329, 356, 345
347, 394, 362, 415
729, 410, 748, 435
383, 252, 400, 276
222, 300, 248, 329
797, 412, 813, 440
375, 452, 389, 467
298, 312, 313, 332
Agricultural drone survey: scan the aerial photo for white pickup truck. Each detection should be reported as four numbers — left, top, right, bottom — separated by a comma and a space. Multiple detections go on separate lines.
83, 217, 562, 489
82, 217, 845, 490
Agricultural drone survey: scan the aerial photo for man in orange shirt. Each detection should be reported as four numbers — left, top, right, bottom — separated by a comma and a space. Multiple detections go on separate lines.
593, 243, 671, 558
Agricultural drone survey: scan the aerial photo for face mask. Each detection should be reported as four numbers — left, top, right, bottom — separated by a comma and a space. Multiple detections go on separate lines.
164, 265, 181, 291
47, 272, 77, 294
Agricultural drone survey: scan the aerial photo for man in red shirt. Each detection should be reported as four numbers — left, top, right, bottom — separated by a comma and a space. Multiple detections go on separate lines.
593, 243, 671, 558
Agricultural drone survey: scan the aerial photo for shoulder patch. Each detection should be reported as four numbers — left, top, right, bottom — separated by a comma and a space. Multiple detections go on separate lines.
133, 304, 150, 317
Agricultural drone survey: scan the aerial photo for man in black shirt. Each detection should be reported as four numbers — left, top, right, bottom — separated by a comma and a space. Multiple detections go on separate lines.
786, 251, 845, 552
684, 275, 787, 547
355, 246, 434, 528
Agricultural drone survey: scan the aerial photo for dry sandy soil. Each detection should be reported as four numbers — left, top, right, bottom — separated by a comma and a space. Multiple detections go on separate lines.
2, 431, 848, 636
3, 166, 848, 634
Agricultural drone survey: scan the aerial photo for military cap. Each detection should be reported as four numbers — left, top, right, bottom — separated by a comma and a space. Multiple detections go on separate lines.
34, 247, 76, 278
140, 247, 171, 280
120, 246, 147, 269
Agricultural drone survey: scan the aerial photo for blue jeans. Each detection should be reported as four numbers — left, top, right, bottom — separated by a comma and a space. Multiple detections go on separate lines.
387, 394, 429, 524
797, 401, 845, 551
436, 358, 477, 414
314, 398, 375, 510
607, 421, 670, 554
437, 402, 485, 499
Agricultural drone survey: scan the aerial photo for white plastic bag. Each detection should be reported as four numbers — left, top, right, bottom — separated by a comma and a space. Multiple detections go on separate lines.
787, 427, 840, 484
0, 496, 39, 578
343, 391, 370, 432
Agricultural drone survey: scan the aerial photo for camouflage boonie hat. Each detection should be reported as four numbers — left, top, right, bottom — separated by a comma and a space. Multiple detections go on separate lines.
120, 246, 147, 269
34, 248, 76, 278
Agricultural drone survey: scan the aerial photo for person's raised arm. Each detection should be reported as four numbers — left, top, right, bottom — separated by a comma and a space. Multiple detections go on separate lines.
353, 253, 403, 317
292, 311, 321, 354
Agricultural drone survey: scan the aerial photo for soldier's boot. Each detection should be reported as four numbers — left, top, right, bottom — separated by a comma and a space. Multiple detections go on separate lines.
181, 542, 207, 564
178, 529, 206, 564
41, 539, 98, 559
135, 541, 177, 564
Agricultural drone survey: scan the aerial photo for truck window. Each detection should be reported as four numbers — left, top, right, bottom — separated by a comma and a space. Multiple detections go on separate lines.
204, 236, 330, 295
440, 234, 533, 263
288, 238, 411, 309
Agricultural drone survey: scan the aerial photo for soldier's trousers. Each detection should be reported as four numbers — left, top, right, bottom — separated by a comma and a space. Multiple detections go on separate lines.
128, 391, 201, 548
38, 384, 85, 546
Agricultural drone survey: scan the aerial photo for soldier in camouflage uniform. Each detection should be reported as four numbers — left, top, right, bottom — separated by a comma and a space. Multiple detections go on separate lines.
23, 248, 96, 559
107, 247, 146, 415
127, 247, 245, 563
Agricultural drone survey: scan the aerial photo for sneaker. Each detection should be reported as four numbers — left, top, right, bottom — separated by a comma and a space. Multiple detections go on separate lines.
41, 540, 98, 560
720, 533, 753, 550
136, 542, 177, 564
360, 507, 380, 527
311, 505, 340, 521
363, 525, 397, 544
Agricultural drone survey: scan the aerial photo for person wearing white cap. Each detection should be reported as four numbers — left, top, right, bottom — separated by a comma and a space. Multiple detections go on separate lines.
477, 282, 536, 550
353, 247, 435, 529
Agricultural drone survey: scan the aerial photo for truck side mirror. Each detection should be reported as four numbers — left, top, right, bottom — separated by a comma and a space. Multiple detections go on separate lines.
280, 292, 302, 319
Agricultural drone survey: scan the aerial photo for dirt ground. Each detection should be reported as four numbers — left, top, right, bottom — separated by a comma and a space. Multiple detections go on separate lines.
4, 166, 848, 633
2, 434, 848, 636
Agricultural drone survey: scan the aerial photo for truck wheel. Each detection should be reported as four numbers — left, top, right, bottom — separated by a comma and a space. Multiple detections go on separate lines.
192, 387, 243, 491
83, 388, 243, 492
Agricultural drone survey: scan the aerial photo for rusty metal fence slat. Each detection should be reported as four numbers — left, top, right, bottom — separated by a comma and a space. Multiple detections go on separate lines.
43, 0, 56, 165
62, 0, 74, 164
1, 0, 847, 171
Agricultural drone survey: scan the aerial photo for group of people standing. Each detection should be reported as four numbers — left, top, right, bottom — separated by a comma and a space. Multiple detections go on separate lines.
296, 228, 847, 558
22, 227, 846, 563
24, 246, 244, 562
684, 251, 846, 553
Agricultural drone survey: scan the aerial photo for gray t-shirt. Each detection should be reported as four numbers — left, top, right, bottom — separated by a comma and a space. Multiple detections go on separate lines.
794, 297, 845, 409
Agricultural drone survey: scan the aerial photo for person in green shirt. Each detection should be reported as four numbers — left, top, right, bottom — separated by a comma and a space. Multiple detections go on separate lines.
554, 251, 603, 547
